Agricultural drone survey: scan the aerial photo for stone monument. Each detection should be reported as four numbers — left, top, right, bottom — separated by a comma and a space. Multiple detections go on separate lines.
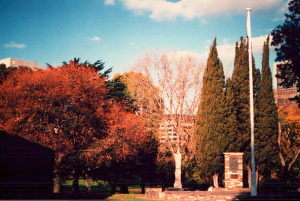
224, 152, 244, 189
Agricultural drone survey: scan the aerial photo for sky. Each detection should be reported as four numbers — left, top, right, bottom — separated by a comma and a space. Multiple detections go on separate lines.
0, 0, 289, 77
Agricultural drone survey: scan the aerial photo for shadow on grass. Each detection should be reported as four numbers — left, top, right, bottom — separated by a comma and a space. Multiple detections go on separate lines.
0, 185, 144, 200
0, 191, 111, 200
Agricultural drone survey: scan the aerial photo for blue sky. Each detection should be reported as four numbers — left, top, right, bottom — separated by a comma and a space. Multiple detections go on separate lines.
0, 0, 288, 77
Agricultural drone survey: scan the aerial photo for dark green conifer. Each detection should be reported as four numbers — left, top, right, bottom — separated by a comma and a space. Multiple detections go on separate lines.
231, 37, 251, 162
195, 39, 226, 186
224, 79, 239, 152
255, 36, 279, 177
231, 38, 261, 164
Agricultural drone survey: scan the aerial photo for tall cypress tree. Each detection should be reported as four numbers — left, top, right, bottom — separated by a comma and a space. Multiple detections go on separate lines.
224, 79, 239, 152
231, 37, 261, 165
255, 36, 279, 177
195, 39, 226, 187
231, 37, 251, 162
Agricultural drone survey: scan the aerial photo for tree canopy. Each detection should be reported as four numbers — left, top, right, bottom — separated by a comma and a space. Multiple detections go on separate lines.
135, 52, 203, 188
0, 59, 150, 193
278, 104, 300, 180
230, 37, 261, 165
0, 61, 108, 192
271, 0, 300, 105
255, 36, 279, 177
195, 39, 226, 187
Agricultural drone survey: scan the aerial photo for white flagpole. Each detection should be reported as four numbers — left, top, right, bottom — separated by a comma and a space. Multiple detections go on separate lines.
246, 8, 257, 196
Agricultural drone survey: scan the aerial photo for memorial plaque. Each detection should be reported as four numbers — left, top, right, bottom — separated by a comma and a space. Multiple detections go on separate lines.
229, 157, 238, 171
230, 174, 238, 179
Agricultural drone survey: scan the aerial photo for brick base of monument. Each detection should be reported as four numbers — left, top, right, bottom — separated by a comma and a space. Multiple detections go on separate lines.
145, 188, 165, 199
224, 152, 244, 188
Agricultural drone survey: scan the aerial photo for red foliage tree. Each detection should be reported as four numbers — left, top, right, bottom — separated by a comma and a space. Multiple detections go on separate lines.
278, 105, 300, 179
83, 104, 151, 193
0, 60, 152, 193
0, 63, 107, 193
84, 104, 148, 163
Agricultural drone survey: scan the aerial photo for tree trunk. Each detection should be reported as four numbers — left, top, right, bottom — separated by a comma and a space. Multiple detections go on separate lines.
173, 151, 182, 189
120, 184, 129, 194
84, 175, 92, 192
256, 170, 259, 187
288, 149, 300, 172
141, 183, 145, 194
110, 183, 116, 194
72, 167, 79, 193
278, 122, 286, 167
247, 166, 251, 188
213, 173, 219, 188
247, 166, 259, 188
53, 152, 63, 193
280, 165, 289, 182
278, 121, 288, 182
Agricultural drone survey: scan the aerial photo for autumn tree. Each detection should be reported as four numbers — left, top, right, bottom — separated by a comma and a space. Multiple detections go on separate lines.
134, 52, 204, 188
58, 59, 137, 193
278, 105, 300, 181
58, 59, 150, 193
105, 75, 137, 112
0, 62, 108, 193
0, 64, 33, 85
271, 0, 300, 106
119, 72, 162, 135
57, 58, 113, 193
118, 72, 162, 190
0, 64, 16, 85
59, 57, 111, 78
63, 57, 136, 111
195, 39, 226, 188
83, 105, 150, 193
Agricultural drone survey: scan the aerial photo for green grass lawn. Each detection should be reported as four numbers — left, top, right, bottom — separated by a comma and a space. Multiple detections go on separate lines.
62, 179, 110, 193
61, 180, 161, 201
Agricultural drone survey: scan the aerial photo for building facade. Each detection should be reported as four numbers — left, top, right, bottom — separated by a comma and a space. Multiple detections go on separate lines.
273, 62, 298, 107
158, 115, 194, 143
0, 58, 39, 70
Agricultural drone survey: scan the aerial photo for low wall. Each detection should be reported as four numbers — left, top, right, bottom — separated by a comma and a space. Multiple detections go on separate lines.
145, 188, 250, 201
145, 188, 165, 200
